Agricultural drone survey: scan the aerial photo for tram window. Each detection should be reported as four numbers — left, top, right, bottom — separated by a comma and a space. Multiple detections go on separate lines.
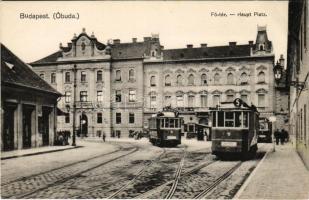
212, 112, 217, 127
218, 111, 224, 127
225, 112, 234, 127
188, 124, 194, 132
243, 112, 249, 127
235, 112, 242, 127
175, 119, 179, 128
170, 119, 174, 128
165, 119, 170, 128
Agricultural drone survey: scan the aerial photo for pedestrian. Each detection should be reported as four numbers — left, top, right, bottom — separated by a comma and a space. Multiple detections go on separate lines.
282, 129, 289, 142
102, 132, 106, 142
280, 129, 285, 145
274, 129, 280, 145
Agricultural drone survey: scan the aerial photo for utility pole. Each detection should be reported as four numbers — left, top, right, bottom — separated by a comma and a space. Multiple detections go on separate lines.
72, 64, 77, 146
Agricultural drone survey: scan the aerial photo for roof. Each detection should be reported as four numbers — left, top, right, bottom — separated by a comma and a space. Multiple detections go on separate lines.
111, 42, 150, 59
162, 44, 252, 60
31, 51, 62, 65
1, 44, 62, 96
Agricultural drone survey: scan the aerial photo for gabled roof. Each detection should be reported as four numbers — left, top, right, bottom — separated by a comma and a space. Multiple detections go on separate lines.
31, 51, 62, 65
1, 44, 61, 96
111, 42, 150, 59
163, 44, 252, 61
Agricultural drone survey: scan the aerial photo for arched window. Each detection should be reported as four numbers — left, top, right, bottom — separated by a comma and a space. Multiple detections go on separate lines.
116, 70, 121, 81
188, 74, 194, 85
81, 42, 86, 51
258, 71, 266, 83
259, 44, 264, 51
227, 73, 234, 85
65, 72, 70, 83
177, 75, 183, 86
51, 73, 56, 84
201, 74, 207, 85
165, 75, 171, 86
129, 69, 135, 81
97, 70, 103, 82
240, 72, 248, 85
214, 73, 220, 85
39, 73, 44, 79
150, 76, 156, 87
81, 71, 86, 82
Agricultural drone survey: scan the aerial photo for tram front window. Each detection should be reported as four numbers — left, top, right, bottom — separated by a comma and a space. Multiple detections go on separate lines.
218, 111, 224, 127
225, 112, 234, 127
235, 112, 242, 127
243, 112, 249, 127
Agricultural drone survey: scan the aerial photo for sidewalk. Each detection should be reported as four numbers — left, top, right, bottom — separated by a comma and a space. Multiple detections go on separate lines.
1, 145, 81, 160
235, 142, 309, 199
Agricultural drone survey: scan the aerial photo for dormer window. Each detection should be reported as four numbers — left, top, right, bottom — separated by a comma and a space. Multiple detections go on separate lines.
81, 42, 86, 51
151, 50, 156, 57
259, 44, 264, 51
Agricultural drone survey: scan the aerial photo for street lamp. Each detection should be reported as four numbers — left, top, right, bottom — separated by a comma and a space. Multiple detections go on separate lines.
273, 61, 282, 82
72, 64, 77, 146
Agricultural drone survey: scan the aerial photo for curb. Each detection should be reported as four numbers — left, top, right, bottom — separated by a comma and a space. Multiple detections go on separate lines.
1, 146, 83, 160
233, 145, 273, 199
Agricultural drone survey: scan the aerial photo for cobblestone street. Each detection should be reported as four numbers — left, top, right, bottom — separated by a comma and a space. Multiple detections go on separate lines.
1, 139, 269, 199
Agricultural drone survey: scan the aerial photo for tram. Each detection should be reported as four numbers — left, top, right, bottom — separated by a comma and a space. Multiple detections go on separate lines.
210, 98, 259, 159
185, 123, 211, 141
148, 107, 183, 147
258, 117, 272, 143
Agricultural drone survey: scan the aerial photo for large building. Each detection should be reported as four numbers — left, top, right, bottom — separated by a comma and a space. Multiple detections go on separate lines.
30, 27, 281, 138
287, 0, 308, 169
1, 44, 61, 151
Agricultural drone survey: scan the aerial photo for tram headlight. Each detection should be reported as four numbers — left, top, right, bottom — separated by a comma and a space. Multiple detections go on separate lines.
226, 131, 231, 137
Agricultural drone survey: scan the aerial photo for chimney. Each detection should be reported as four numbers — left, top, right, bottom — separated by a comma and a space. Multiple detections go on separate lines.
113, 39, 120, 44
144, 37, 151, 42
279, 54, 285, 68
229, 42, 237, 47
248, 41, 254, 46
187, 44, 193, 48
132, 38, 137, 43
201, 43, 207, 48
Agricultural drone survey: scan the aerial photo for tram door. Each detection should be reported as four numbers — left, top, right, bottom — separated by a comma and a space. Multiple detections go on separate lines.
3, 103, 17, 151
22, 105, 34, 148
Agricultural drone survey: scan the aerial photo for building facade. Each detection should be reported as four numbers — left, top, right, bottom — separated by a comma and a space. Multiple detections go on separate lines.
287, 0, 309, 169
31, 27, 281, 138
1, 44, 61, 151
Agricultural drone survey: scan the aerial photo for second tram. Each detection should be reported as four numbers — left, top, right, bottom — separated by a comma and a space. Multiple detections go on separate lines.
258, 117, 272, 143
210, 99, 259, 159
148, 108, 183, 147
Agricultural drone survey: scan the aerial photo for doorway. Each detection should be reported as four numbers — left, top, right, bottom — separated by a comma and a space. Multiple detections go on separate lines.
80, 113, 88, 137
2, 103, 17, 151
42, 107, 52, 146
22, 105, 35, 148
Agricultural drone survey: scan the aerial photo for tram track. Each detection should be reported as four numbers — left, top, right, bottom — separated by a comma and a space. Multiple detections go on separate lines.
2, 146, 139, 199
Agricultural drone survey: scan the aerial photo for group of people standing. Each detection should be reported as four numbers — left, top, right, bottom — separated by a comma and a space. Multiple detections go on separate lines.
274, 129, 289, 145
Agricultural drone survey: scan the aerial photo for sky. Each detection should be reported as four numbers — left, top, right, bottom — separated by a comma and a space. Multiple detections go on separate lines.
0, 1, 288, 64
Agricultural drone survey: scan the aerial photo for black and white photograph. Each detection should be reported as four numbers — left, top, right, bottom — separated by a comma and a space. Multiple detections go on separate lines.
0, 0, 308, 199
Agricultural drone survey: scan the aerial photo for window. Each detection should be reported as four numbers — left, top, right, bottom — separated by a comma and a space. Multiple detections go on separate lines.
241, 94, 248, 103
226, 94, 234, 102
97, 113, 102, 123
165, 75, 171, 86
213, 95, 220, 106
225, 112, 234, 127
165, 96, 172, 106
129, 113, 135, 124
51, 73, 56, 83
258, 71, 265, 83
258, 94, 265, 107
81, 71, 86, 82
65, 72, 70, 83
214, 73, 220, 85
65, 114, 70, 123
259, 44, 264, 51
188, 96, 194, 107
201, 95, 207, 107
227, 73, 234, 84
81, 42, 86, 51
80, 91, 88, 102
116, 70, 121, 81
150, 76, 156, 87
201, 74, 207, 85
218, 111, 224, 127
150, 96, 157, 108
129, 69, 135, 81
97, 91, 103, 102
97, 70, 103, 82
39, 73, 44, 79
116, 113, 121, 124
188, 74, 194, 85
129, 89, 136, 102
115, 90, 121, 102
176, 95, 184, 107
65, 92, 71, 103
240, 72, 248, 85
177, 75, 183, 86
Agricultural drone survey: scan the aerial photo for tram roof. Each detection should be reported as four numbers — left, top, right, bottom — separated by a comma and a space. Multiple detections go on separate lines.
209, 101, 258, 112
